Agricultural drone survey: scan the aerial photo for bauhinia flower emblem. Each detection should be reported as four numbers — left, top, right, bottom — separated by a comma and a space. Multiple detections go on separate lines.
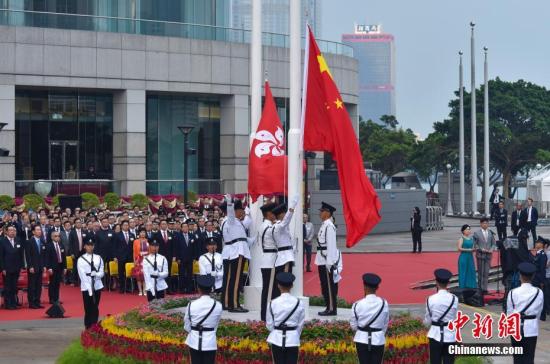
254, 127, 285, 158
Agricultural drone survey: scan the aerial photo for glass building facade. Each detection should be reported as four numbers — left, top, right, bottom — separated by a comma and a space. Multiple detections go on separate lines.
146, 94, 221, 195
15, 89, 113, 181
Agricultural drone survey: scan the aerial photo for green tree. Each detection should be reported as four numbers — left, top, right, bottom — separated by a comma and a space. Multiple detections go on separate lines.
359, 119, 417, 187
380, 114, 399, 129
409, 132, 454, 192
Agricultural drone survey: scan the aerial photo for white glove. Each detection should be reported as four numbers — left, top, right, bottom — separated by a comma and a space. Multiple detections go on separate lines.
245, 206, 250, 215
224, 194, 232, 203
90, 271, 97, 277
289, 194, 300, 210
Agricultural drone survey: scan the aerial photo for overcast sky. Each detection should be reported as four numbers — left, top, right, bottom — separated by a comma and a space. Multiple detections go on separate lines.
322, 0, 550, 138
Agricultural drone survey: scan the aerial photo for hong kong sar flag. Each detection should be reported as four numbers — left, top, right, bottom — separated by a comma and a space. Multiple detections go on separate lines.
248, 81, 287, 202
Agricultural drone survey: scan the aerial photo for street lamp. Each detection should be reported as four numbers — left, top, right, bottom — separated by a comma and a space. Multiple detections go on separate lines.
446, 163, 453, 216
178, 125, 195, 205
536, 163, 542, 170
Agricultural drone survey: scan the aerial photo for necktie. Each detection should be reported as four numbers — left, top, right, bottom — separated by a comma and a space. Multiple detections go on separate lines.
211, 254, 215, 272
125, 232, 128, 243
77, 230, 82, 250
153, 254, 157, 270
163, 231, 167, 242
55, 242, 62, 263
10, 239, 14, 248
36, 238, 41, 254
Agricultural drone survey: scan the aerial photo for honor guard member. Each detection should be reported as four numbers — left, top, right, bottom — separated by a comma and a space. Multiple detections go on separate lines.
184, 275, 223, 364
77, 238, 105, 329
424, 268, 458, 364
350, 273, 389, 364
267, 272, 305, 364
315, 202, 339, 316
272, 195, 300, 275
506, 262, 544, 364
220, 194, 254, 312
259, 202, 278, 321
198, 237, 224, 293
143, 239, 169, 302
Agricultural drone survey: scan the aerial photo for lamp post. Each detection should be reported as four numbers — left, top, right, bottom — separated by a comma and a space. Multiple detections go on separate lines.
447, 163, 453, 216
178, 125, 195, 205
483, 46, 490, 218
458, 51, 465, 215
470, 22, 478, 215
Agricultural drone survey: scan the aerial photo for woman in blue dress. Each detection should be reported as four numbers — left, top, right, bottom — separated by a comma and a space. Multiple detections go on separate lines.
458, 224, 477, 288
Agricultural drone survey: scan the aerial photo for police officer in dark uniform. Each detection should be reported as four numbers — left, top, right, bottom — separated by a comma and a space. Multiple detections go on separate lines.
495, 201, 508, 241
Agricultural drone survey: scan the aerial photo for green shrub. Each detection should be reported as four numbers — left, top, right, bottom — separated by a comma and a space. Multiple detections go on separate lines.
131, 193, 148, 209
23, 194, 44, 211
81, 192, 100, 210
0, 195, 14, 210
103, 192, 120, 210
51, 194, 65, 207
57, 340, 145, 364
187, 190, 197, 202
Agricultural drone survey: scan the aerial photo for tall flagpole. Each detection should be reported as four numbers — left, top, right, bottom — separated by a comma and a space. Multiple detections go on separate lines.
459, 51, 465, 215
470, 22, 478, 215
483, 47, 490, 217
289, 0, 304, 299
243, 0, 263, 310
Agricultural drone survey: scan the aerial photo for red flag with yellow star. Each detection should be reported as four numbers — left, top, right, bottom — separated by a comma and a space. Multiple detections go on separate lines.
303, 27, 381, 247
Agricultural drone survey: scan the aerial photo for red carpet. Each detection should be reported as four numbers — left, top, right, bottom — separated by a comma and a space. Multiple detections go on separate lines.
303, 252, 499, 305
1, 252, 498, 321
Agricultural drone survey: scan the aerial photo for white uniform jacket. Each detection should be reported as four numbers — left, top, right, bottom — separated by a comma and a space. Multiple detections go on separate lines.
198, 252, 224, 290
273, 209, 295, 267
184, 296, 223, 351
506, 283, 544, 338
266, 293, 305, 348
424, 289, 459, 343
77, 253, 104, 296
350, 294, 389, 346
314, 219, 338, 267
142, 253, 169, 294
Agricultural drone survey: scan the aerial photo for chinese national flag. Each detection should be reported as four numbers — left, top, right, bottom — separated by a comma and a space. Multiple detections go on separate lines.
248, 81, 287, 202
303, 28, 381, 247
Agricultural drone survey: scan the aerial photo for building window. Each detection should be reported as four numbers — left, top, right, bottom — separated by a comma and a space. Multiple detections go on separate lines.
146, 94, 220, 195
15, 89, 113, 181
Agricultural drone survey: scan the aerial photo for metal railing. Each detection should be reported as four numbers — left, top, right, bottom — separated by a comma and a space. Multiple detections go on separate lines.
145, 179, 223, 196
425, 206, 444, 230
15, 179, 121, 197
0, 8, 353, 57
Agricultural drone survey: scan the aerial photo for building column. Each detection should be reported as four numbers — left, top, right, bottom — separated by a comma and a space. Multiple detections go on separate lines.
113, 90, 146, 196
220, 94, 250, 193
0, 84, 15, 196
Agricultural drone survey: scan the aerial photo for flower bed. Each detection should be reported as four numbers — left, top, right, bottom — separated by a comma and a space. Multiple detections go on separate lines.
62, 297, 434, 363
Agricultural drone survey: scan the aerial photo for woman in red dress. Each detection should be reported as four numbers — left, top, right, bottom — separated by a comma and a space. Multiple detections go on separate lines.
132, 228, 149, 296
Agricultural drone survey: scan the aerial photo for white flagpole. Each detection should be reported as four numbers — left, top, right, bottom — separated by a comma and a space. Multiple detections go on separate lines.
288, 0, 305, 302
243, 0, 263, 311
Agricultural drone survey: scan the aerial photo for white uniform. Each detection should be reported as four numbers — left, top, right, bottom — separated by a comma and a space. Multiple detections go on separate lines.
198, 252, 224, 290
350, 294, 389, 346
315, 219, 339, 267
77, 253, 104, 296
259, 220, 277, 269
267, 293, 306, 348
273, 210, 295, 267
506, 283, 544, 338
142, 253, 169, 295
184, 296, 223, 351
221, 202, 253, 260
424, 289, 459, 343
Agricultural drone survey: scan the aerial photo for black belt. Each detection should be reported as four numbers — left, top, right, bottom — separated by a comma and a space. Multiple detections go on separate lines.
274, 325, 297, 348
431, 321, 449, 342
278, 246, 292, 252
263, 248, 277, 253
521, 315, 536, 320
317, 246, 327, 251
191, 326, 215, 351
358, 326, 382, 350
225, 237, 247, 246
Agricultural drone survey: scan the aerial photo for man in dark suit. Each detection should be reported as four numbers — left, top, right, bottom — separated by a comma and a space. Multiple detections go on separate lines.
46, 230, 66, 304
17, 215, 32, 242
198, 221, 222, 255
521, 198, 539, 248
95, 217, 115, 265
155, 219, 175, 293
114, 220, 135, 293
532, 237, 548, 320
48, 217, 62, 242
38, 216, 50, 244
25, 225, 47, 309
175, 222, 195, 293
0, 224, 24, 309
495, 201, 508, 241
510, 203, 523, 236
69, 218, 87, 285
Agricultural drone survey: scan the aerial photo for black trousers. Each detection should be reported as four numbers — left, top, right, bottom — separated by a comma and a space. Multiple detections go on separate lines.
412, 230, 422, 252
146, 289, 165, 302
491, 203, 499, 219
512, 336, 537, 364
496, 226, 507, 241
261, 267, 276, 321
428, 338, 454, 364
189, 348, 216, 364
544, 278, 550, 315
356, 342, 384, 364
222, 256, 245, 309
318, 265, 337, 312
273, 262, 293, 299
303, 243, 312, 270
527, 223, 537, 248
271, 344, 298, 364
28, 270, 42, 307
48, 265, 63, 303
71, 255, 81, 285
117, 258, 129, 292
3, 271, 19, 308
179, 261, 194, 293
82, 289, 101, 329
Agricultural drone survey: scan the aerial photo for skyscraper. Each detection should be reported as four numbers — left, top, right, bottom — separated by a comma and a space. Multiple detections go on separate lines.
342, 24, 395, 122
230, 0, 322, 36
